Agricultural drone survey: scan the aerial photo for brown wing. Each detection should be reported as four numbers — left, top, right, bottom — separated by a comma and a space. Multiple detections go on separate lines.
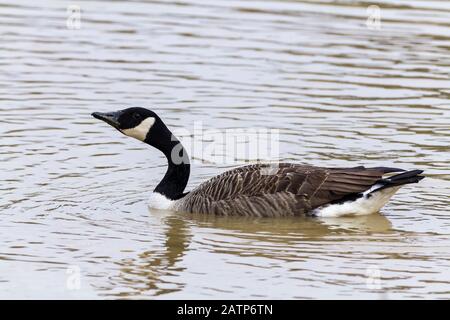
175, 163, 402, 216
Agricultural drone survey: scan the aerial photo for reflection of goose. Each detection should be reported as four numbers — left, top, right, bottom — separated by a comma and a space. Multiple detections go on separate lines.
107, 212, 393, 297
317, 214, 393, 233
186, 211, 393, 235
112, 214, 192, 297
92, 108, 424, 217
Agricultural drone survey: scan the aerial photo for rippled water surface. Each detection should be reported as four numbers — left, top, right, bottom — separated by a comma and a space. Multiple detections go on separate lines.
1, 0, 449, 299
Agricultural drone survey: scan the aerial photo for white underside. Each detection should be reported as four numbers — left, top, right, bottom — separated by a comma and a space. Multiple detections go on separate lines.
148, 192, 176, 210
313, 186, 401, 217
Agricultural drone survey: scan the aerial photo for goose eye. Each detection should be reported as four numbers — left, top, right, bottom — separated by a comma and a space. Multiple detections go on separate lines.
133, 113, 141, 120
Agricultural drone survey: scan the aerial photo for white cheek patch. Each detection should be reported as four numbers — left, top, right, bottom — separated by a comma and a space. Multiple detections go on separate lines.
121, 117, 155, 141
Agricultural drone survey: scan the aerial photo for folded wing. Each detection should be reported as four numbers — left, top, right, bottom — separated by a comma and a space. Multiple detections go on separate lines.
175, 163, 403, 216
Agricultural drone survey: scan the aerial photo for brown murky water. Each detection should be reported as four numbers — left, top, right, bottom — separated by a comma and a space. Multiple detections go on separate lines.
0, 0, 449, 299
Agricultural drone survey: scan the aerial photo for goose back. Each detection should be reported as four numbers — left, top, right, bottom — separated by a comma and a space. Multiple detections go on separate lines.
173, 163, 403, 217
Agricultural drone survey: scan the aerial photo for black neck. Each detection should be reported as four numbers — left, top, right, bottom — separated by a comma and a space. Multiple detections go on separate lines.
148, 124, 190, 200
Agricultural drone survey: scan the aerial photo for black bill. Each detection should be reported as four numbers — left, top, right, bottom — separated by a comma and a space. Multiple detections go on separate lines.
91, 111, 123, 129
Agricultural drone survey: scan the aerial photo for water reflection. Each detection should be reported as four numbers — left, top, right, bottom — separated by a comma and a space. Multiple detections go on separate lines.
106, 211, 398, 297
188, 212, 394, 235
109, 214, 192, 297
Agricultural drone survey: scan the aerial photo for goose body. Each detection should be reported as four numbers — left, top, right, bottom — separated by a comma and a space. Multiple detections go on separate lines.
92, 107, 424, 217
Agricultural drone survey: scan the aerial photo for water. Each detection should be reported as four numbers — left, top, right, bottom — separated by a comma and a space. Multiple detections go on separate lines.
0, 0, 449, 299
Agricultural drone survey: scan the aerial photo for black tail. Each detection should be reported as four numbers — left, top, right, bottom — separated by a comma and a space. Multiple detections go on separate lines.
372, 170, 425, 193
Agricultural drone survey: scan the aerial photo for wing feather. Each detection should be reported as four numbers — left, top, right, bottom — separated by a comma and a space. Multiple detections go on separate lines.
174, 163, 403, 216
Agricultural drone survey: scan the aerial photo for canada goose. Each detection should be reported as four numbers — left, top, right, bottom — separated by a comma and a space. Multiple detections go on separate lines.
92, 107, 424, 217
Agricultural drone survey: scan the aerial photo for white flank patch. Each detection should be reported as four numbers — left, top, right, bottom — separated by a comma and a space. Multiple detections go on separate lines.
122, 117, 155, 141
313, 186, 401, 217
148, 192, 176, 210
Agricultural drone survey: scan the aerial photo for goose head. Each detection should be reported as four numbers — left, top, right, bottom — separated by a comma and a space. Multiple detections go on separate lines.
92, 107, 189, 164
92, 107, 161, 142
92, 107, 178, 154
